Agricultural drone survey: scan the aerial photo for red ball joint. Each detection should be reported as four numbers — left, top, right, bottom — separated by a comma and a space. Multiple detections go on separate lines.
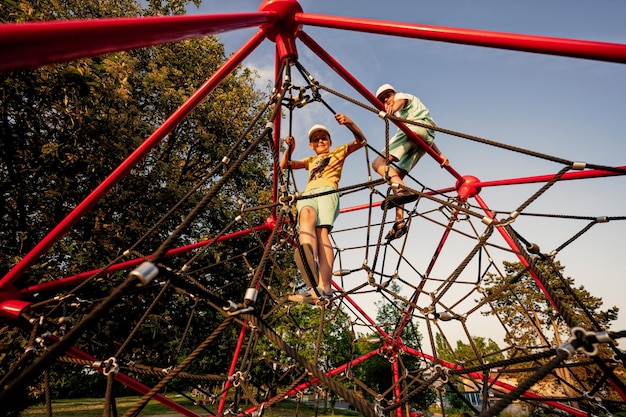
259, 0, 303, 60
456, 175, 482, 201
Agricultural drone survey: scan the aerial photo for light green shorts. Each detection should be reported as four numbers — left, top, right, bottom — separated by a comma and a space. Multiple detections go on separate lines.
296, 186, 340, 230
384, 126, 435, 174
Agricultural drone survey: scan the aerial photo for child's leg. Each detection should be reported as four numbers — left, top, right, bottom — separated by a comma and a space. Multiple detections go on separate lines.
316, 226, 333, 294
298, 206, 318, 258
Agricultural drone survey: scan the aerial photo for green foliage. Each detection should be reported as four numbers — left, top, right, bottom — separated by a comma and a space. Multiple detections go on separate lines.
435, 333, 503, 368
483, 260, 618, 349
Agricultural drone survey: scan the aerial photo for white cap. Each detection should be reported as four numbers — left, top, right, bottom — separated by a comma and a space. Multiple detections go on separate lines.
375, 83, 395, 99
308, 124, 331, 141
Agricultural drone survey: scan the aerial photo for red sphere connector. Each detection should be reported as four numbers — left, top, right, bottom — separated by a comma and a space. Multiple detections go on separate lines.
259, 0, 302, 60
456, 175, 482, 201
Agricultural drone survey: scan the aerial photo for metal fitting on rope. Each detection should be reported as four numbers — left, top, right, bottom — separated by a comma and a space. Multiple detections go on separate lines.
374, 403, 385, 417
498, 210, 519, 226
244, 288, 258, 303
435, 311, 455, 322
594, 331, 613, 344
568, 326, 601, 356
222, 301, 254, 316
279, 192, 295, 208
265, 122, 274, 130
434, 364, 449, 383
526, 242, 541, 254
231, 371, 247, 387
377, 111, 388, 120
556, 341, 577, 358
481, 216, 493, 226
222, 300, 239, 314
222, 156, 230, 164
128, 261, 159, 285
57, 316, 73, 325
35, 331, 52, 348
596, 216, 609, 223
572, 161, 587, 170
102, 357, 119, 376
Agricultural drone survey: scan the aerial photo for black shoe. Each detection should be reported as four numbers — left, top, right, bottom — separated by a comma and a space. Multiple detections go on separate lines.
385, 220, 408, 240
381, 190, 419, 210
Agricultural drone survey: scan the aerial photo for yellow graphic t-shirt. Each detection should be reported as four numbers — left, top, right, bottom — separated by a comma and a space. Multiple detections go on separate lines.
302, 144, 349, 192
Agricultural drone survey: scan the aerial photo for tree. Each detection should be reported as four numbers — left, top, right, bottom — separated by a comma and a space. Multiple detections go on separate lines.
483, 260, 618, 351
483, 260, 622, 412
435, 334, 504, 368
1, 0, 275, 411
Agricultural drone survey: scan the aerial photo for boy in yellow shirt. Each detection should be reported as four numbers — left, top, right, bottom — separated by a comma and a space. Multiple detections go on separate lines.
280, 113, 366, 303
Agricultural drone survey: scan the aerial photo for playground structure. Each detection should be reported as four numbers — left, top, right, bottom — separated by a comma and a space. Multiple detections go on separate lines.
2, 1, 626, 416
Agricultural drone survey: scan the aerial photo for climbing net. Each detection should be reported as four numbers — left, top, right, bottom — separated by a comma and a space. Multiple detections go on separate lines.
2, 3, 626, 417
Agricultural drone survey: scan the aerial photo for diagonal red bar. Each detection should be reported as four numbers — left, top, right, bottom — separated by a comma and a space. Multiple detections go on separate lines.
296, 13, 626, 64
0, 12, 275, 72
65, 345, 201, 417
16, 224, 271, 297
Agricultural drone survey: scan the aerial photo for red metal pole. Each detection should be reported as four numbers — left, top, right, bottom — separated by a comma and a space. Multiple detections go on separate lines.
392, 359, 403, 417
217, 322, 249, 414
242, 348, 381, 415
396, 210, 460, 336
298, 30, 462, 181
473, 194, 561, 314
331, 282, 389, 337
0, 29, 267, 290
340, 165, 626, 215
0, 12, 275, 72
474, 165, 626, 188
65, 346, 201, 417
16, 224, 271, 297
296, 13, 626, 65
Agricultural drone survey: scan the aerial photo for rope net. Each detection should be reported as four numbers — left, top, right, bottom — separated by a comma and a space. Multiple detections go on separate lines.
2, 56, 626, 417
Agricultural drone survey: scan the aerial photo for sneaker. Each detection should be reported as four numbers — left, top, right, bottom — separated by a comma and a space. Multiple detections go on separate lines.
288, 288, 333, 304
288, 289, 317, 304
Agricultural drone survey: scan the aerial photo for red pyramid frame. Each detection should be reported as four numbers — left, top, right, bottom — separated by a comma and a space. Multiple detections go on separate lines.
2, 1, 626, 416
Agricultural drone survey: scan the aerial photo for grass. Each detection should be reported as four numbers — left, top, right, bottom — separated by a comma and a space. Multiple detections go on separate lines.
22, 395, 364, 416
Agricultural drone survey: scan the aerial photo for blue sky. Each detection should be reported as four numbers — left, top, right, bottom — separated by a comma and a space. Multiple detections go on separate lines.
188, 1, 626, 345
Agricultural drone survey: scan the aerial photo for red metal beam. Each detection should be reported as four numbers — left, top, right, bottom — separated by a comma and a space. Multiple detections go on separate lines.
16, 224, 271, 297
474, 165, 626, 188
0, 29, 267, 290
242, 348, 381, 415
65, 346, 201, 417
0, 12, 275, 72
473, 194, 562, 315
296, 13, 626, 65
